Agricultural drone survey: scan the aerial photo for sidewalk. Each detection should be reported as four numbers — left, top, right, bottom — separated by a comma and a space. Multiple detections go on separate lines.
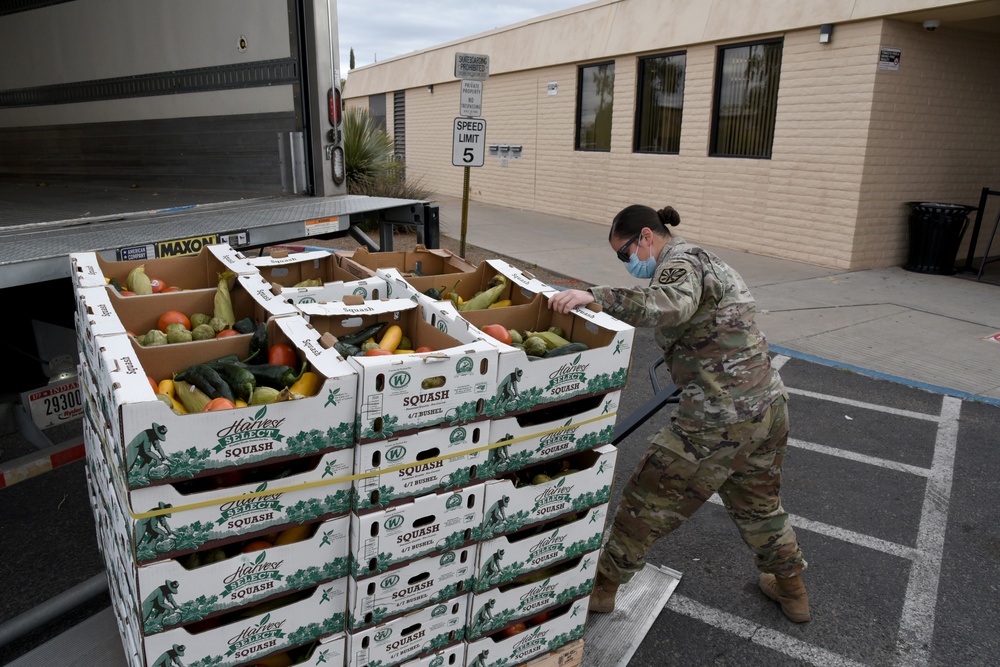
430, 194, 1000, 403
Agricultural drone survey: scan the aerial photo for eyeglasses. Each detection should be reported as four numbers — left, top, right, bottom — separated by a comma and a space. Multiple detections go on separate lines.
616, 232, 641, 263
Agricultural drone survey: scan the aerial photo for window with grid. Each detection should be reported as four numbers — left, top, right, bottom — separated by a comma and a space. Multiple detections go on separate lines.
711, 39, 783, 158
576, 61, 615, 151
635, 52, 686, 154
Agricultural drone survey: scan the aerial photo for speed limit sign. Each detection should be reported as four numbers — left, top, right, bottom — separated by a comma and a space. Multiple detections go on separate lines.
452, 117, 486, 167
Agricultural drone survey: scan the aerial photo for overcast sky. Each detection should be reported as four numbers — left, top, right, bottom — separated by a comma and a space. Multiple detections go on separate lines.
336, 0, 587, 73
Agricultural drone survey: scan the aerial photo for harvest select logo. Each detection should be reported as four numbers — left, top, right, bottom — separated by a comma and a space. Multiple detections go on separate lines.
528, 530, 567, 566
226, 613, 287, 660
534, 478, 574, 517
513, 627, 548, 660
518, 579, 556, 613
538, 421, 577, 456
213, 406, 286, 458
546, 355, 589, 397
222, 551, 285, 601
217, 484, 284, 530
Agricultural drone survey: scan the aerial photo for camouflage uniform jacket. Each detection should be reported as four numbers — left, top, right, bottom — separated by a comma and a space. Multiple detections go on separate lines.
589, 236, 785, 428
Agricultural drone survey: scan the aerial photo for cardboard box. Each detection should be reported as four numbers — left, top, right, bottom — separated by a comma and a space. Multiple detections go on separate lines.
137, 579, 347, 667
85, 413, 354, 566
480, 445, 617, 539
350, 485, 485, 578
84, 314, 358, 490
336, 245, 477, 281
463, 597, 588, 667
484, 391, 620, 477
250, 248, 390, 305
74, 272, 299, 366
353, 421, 491, 512
348, 545, 478, 630
377, 258, 556, 308
475, 504, 608, 593
346, 593, 468, 667
70, 243, 258, 291
399, 642, 465, 667
454, 293, 635, 419
466, 551, 598, 639
298, 299, 498, 441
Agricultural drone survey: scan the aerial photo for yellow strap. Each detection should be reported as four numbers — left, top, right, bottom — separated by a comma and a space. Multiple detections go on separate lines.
97, 411, 617, 519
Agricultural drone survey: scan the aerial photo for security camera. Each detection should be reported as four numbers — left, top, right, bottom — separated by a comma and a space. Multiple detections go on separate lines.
923, 19, 941, 31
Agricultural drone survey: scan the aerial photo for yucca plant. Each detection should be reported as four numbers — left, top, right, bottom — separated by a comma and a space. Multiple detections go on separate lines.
343, 107, 431, 201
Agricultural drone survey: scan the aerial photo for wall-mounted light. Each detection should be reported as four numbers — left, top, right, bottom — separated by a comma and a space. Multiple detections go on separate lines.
819, 24, 834, 44
427, 84, 434, 94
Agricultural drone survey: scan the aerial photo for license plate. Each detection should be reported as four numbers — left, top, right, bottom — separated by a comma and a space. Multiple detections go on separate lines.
24, 377, 84, 430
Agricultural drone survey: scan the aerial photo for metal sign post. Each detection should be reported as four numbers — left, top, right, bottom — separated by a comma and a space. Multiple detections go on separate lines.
454, 53, 489, 258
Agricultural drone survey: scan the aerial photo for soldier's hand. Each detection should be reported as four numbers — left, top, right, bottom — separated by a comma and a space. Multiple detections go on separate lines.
548, 289, 595, 314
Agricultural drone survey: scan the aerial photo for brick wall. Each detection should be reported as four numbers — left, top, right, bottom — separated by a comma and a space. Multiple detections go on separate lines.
348, 19, 1000, 269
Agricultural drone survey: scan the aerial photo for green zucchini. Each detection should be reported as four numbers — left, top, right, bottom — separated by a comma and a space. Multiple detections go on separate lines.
213, 362, 256, 402
176, 364, 235, 402
543, 342, 589, 357
337, 322, 388, 347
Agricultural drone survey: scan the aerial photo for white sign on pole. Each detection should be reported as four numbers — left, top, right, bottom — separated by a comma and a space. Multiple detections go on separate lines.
455, 52, 490, 81
460, 80, 483, 117
453, 117, 487, 167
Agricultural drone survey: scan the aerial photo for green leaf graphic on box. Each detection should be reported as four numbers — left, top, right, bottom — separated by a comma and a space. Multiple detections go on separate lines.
449, 401, 481, 425
429, 632, 453, 650
556, 583, 593, 605
361, 414, 399, 440
441, 529, 471, 550
354, 552, 395, 576
565, 534, 603, 559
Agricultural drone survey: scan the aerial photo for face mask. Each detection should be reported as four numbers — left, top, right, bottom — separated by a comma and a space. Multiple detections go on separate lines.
624, 240, 657, 279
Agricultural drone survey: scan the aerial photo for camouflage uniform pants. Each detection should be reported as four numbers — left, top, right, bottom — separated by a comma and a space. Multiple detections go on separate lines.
599, 395, 805, 584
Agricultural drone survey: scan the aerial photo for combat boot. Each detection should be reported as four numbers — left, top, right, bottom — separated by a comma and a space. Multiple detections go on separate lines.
589, 571, 620, 614
758, 573, 810, 623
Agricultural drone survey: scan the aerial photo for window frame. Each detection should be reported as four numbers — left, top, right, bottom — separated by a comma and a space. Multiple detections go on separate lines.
709, 37, 784, 159
633, 50, 687, 155
575, 60, 616, 152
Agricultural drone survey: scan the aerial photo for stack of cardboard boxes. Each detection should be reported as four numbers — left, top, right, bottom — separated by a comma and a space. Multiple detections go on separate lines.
72, 243, 634, 667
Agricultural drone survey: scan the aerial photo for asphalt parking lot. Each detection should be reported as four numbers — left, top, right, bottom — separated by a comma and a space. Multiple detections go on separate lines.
2, 327, 998, 667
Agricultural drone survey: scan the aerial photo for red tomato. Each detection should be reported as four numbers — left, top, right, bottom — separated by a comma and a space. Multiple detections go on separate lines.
147, 376, 159, 393
481, 324, 513, 345
215, 329, 240, 338
119, 290, 136, 296
148, 277, 166, 293
211, 469, 244, 488
203, 397, 237, 411
157, 310, 191, 332
161, 286, 182, 293
365, 348, 394, 356
414, 346, 435, 353
268, 343, 297, 366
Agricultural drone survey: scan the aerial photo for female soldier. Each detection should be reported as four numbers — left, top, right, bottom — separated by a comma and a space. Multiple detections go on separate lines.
548, 204, 810, 622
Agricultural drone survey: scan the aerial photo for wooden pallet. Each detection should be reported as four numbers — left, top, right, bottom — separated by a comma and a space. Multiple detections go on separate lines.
520, 639, 585, 667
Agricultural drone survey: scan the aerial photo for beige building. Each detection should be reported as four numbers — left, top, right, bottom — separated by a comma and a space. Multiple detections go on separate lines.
344, 0, 1000, 270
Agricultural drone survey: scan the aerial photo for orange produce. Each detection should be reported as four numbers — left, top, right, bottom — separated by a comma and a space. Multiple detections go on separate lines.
414, 346, 435, 353
481, 324, 512, 345
268, 343, 297, 367
203, 397, 237, 411
157, 310, 191, 332
147, 376, 159, 393
148, 277, 167, 293
365, 348, 393, 356
241, 540, 274, 553
161, 286, 182, 293
215, 329, 240, 338
500, 622, 528, 638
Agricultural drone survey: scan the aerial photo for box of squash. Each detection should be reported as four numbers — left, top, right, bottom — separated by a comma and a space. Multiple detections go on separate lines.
377, 258, 556, 308
296, 297, 497, 441
335, 244, 476, 282
83, 313, 358, 491
70, 243, 257, 291
250, 247, 390, 305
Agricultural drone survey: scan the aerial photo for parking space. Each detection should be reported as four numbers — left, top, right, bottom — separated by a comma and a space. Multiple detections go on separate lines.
606, 327, 998, 666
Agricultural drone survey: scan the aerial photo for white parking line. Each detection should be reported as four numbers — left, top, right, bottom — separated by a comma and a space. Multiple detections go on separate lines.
787, 387, 942, 422
666, 594, 870, 667
894, 396, 961, 667
790, 438, 931, 478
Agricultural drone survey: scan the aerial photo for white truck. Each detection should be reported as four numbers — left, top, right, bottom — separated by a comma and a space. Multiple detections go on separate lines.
0, 0, 435, 440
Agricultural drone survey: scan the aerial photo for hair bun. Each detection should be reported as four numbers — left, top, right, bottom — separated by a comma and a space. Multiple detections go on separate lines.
657, 206, 680, 227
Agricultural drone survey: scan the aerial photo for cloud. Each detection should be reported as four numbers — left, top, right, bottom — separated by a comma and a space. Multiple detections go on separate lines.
337, 0, 584, 72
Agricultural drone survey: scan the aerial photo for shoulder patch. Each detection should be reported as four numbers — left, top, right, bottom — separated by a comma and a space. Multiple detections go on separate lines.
656, 266, 688, 286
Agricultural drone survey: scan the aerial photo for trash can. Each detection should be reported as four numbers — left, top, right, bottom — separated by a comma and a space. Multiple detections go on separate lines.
904, 202, 976, 275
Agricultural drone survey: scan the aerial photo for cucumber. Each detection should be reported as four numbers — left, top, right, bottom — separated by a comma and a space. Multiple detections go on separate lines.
543, 342, 589, 357
337, 322, 388, 347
